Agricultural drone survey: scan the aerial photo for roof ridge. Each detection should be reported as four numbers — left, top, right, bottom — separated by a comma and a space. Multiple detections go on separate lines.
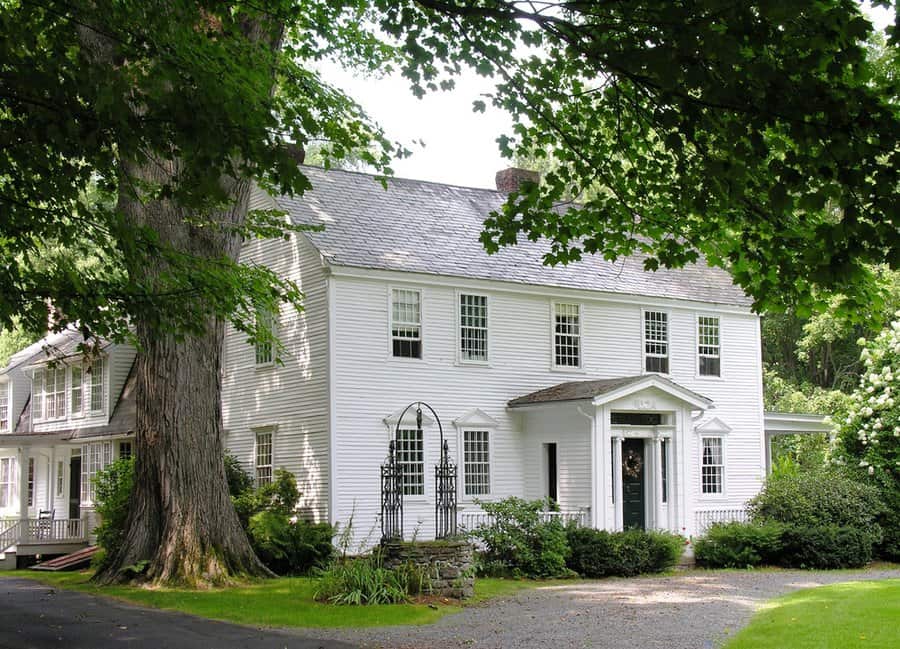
297, 164, 505, 194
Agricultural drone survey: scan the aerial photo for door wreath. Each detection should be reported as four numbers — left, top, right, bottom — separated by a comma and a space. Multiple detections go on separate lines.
623, 448, 643, 478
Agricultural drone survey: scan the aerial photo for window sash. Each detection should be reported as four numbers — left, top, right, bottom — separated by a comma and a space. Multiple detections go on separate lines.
0, 382, 8, 430
89, 361, 103, 412
255, 309, 277, 366
644, 311, 669, 373
0, 457, 16, 508
70, 365, 83, 415
32, 370, 44, 421
698, 316, 721, 376
701, 437, 724, 494
396, 427, 424, 496
391, 289, 422, 358
554, 303, 581, 367
44, 367, 67, 420
81, 441, 113, 504
26, 457, 34, 507
255, 431, 273, 486
56, 460, 65, 497
463, 430, 491, 496
459, 294, 488, 362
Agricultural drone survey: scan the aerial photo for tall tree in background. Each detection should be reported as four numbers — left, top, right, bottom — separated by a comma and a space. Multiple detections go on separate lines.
2, 1, 897, 585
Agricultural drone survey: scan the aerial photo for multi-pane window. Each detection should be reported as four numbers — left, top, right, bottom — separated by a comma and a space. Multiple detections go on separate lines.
463, 430, 491, 496
459, 294, 488, 362
32, 369, 43, 422
56, 460, 65, 497
0, 457, 16, 508
0, 382, 8, 431
70, 365, 83, 416
255, 308, 277, 366
391, 289, 422, 358
701, 437, 724, 494
698, 316, 721, 377
661, 439, 668, 503
89, 360, 104, 412
255, 431, 273, 486
118, 441, 133, 460
554, 303, 581, 367
644, 311, 669, 373
44, 367, 67, 419
26, 457, 34, 507
396, 427, 425, 496
81, 441, 113, 503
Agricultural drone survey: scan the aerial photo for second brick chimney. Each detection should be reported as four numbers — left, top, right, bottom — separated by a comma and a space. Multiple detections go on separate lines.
495, 167, 540, 193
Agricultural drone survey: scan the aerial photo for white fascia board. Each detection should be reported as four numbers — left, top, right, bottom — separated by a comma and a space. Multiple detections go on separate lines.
591, 376, 713, 410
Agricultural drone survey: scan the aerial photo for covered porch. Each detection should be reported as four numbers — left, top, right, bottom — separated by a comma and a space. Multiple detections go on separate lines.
1, 516, 88, 557
509, 375, 714, 536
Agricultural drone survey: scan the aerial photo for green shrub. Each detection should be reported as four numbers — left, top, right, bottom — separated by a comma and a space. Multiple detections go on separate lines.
224, 451, 253, 498
780, 525, 873, 569
469, 497, 569, 577
693, 521, 785, 568
565, 526, 683, 577
247, 511, 334, 575
748, 468, 883, 534
314, 554, 420, 605
92, 456, 135, 563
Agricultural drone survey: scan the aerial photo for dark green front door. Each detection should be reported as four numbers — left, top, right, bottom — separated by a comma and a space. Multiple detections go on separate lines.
622, 438, 645, 530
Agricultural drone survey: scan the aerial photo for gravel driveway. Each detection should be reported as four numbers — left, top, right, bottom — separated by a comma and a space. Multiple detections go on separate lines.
306, 567, 900, 649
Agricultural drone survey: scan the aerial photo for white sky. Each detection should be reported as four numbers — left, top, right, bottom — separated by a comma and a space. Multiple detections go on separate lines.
321, 3, 894, 190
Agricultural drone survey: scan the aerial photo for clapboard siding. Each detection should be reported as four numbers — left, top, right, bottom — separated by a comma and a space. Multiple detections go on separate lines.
222, 188, 331, 521
330, 271, 764, 543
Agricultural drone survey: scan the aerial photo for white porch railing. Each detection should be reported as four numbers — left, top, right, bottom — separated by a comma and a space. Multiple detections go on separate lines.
694, 508, 749, 535
0, 518, 86, 552
459, 509, 589, 533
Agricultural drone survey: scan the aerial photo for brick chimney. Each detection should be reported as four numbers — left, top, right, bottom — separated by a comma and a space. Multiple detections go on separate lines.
495, 167, 540, 193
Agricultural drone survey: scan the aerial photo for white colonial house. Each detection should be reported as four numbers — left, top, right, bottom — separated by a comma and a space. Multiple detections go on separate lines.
221, 165, 782, 546
2, 165, 829, 566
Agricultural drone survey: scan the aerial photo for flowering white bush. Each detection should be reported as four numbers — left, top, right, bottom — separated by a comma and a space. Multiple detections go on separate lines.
835, 313, 900, 559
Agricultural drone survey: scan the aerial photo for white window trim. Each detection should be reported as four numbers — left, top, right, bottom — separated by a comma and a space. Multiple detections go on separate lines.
56, 459, 66, 498
42, 365, 68, 421
698, 435, 726, 499
641, 308, 671, 376
0, 380, 9, 433
458, 428, 494, 500
387, 285, 425, 361
252, 425, 277, 487
88, 359, 105, 415
70, 363, 84, 419
0, 456, 17, 510
254, 308, 278, 368
456, 290, 490, 366
383, 414, 430, 502
550, 300, 584, 371
695, 313, 724, 380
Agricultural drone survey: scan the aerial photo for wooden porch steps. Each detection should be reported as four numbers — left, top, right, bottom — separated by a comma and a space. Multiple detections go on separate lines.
31, 545, 99, 571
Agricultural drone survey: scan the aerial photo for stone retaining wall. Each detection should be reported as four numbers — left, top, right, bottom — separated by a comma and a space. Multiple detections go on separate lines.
381, 540, 475, 599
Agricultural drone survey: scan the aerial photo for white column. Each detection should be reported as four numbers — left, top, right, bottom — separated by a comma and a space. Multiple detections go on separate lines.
594, 405, 608, 529
666, 436, 676, 532
17, 447, 28, 520
653, 433, 663, 529
612, 436, 624, 531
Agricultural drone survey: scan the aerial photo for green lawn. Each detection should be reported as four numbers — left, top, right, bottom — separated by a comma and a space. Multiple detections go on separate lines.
724, 579, 900, 649
0, 570, 543, 628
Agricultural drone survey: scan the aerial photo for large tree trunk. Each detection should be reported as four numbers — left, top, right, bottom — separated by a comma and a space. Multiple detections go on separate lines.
93, 159, 272, 586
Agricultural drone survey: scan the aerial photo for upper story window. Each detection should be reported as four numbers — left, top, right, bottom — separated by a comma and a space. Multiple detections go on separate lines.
463, 429, 491, 496
701, 437, 724, 495
0, 382, 8, 431
643, 310, 669, 374
396, 427, 425, 496
71, 365, 83, 416
42, 366, 67, 420
255, 430, 273, 486
553, 303, 581, 368
255, 308, 277, 366
391, 288, 422, 359
459, 293, 488, 362
88, 360, 104, 413
698, 316, 721, 377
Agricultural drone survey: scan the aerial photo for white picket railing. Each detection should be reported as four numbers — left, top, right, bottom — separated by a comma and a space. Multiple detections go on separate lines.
694, 508, 749, 535
459, 508, 589, 533
0, 518, 86, 551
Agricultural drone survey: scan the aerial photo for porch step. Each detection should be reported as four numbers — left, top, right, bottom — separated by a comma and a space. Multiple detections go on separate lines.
31, 545, 99, 571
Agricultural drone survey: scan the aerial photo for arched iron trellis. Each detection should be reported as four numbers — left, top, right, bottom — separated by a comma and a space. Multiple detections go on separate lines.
381, 402, 457, 542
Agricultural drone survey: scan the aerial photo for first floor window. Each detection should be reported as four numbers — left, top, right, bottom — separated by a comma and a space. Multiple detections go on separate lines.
0, 382, 8, 431
118, 441, 133, 460
459, 294, 488, 362
255, 430, 273, 486
0, 457, 16, 508
255, 308, 277, 366
396, 427, 424, 495
391, 289, 422, 358
661, 439, 668, 503
644, 310, 669, 373
698, 316, 721, 377
26, 458, 34, 507
701, 437, 724, 494
56, 460, 65, 497
463, 430, 491, 496
554, 303, 581, 367
81, 441, 113, 504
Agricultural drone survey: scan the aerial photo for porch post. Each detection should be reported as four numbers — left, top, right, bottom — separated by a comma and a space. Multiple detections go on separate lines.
16, 447, 28, 520
612, 435, 624, 531
653, 435, 663, 530
594, 405, 609, 529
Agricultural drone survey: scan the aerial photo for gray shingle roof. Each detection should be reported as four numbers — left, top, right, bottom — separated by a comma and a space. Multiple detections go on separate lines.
276, 166, 752, 307
507, 375, 712, 408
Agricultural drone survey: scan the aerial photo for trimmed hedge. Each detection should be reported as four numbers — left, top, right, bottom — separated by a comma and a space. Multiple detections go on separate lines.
566, 527, 684, 577
694, 521, 784, 568
780, 525, 873, 569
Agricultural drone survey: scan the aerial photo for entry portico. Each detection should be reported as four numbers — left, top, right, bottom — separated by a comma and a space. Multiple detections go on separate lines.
509, 375, 713, 536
